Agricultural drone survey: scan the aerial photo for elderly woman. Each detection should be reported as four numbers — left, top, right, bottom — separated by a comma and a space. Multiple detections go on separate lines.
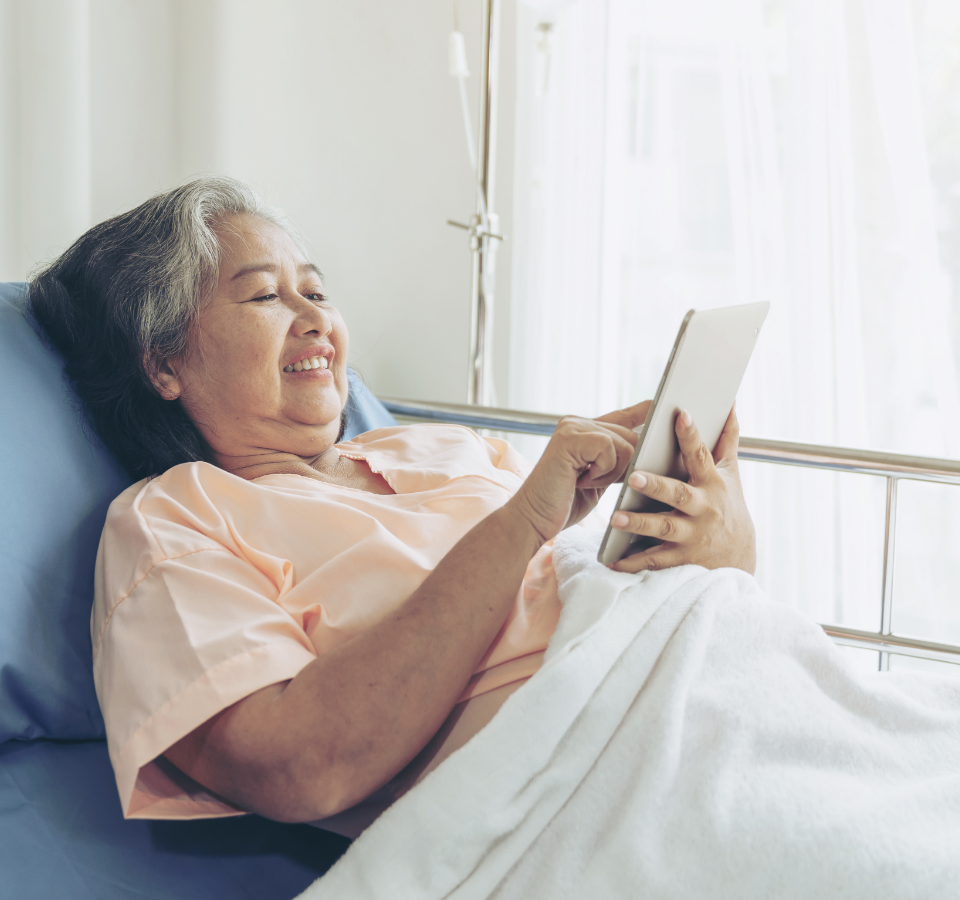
29, 177, 754, 837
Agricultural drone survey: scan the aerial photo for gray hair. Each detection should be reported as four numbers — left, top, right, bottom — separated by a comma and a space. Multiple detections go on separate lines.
29, 176, 315, 478
119, 177, 301, 364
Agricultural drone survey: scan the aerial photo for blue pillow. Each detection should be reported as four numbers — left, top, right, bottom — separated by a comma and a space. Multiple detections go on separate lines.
344, 370, 398, 435
0, 282, 130, 741
0, 282, 395, 742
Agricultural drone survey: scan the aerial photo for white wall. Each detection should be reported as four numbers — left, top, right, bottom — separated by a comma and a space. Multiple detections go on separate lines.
0, 0, 516, 404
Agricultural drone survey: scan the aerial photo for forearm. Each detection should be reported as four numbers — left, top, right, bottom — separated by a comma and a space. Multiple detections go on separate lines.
177, 503, 543, 821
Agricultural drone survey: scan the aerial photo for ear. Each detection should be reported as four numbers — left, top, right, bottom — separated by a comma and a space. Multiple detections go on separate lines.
145, 351, 183, 401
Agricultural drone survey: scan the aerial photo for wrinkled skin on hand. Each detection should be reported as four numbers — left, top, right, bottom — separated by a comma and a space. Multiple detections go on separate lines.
507, 402, 756, 575
508, 401, 650, 544
609, 407, 756, 574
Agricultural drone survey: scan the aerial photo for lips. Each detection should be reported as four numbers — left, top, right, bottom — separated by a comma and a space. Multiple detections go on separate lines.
282, 345, 334, 373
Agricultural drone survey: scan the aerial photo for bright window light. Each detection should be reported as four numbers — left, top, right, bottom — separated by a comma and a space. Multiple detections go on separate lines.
510, 0, 960, 642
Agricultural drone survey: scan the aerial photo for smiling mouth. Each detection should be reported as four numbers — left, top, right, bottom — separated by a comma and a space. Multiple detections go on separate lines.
283, 355, 329, 373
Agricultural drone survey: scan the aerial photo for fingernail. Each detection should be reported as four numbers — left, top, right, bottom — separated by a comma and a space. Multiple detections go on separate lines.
680, 409, 692, 427
612, 512, 628, 528
629, 471, 647, 489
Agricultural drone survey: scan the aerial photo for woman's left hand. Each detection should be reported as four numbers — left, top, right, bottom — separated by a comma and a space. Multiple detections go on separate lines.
609, 406, 756, 574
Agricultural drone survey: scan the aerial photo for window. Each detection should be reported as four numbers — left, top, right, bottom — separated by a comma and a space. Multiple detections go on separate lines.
509, 0, 960, 652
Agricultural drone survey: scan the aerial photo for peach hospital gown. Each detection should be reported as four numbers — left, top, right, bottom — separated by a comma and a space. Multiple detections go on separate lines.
92, 424, 564, 830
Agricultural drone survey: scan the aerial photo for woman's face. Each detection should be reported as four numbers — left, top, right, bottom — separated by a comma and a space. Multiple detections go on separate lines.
158, 212, 350, 470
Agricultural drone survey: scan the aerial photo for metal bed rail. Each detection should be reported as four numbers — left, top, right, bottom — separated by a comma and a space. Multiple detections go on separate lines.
382, 397, 960, 669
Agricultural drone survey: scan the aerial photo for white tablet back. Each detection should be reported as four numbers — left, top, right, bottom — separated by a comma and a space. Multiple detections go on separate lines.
597, 302, 769, 566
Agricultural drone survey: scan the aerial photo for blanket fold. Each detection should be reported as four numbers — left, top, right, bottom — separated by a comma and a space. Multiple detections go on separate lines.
300, 531, 960, 900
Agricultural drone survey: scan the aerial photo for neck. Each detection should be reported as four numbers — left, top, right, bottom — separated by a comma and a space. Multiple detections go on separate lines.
216, 445, 343, 482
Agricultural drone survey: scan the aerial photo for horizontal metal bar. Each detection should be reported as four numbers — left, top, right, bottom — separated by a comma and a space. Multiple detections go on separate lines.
738, 438, 960, 483
382, 398, 960, 483
823, 624, 960, 666
382, 398, 560, 436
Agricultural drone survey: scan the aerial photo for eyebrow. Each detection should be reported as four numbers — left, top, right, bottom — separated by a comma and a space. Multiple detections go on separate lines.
231, 262, 324, 281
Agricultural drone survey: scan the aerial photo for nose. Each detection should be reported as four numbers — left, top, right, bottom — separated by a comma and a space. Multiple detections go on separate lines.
291, 294, 332, 338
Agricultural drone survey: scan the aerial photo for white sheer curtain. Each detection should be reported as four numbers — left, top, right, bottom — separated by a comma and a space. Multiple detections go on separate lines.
510, 0, 960, 636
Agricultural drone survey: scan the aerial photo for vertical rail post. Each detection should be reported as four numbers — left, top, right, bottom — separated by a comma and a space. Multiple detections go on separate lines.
467, 0, 499, 405
878, 476, 898, 671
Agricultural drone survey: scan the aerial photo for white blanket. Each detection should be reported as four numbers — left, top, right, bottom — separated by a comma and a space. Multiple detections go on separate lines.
299, 530, 960, 900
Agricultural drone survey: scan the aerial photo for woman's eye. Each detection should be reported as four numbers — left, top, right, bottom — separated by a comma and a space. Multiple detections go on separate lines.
247, 291, 326, 303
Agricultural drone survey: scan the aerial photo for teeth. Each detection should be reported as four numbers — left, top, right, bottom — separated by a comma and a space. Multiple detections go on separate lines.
283, 355, 330, 373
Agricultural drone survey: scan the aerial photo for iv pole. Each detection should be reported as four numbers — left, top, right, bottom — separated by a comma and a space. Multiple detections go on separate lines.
447, 0, 502, 406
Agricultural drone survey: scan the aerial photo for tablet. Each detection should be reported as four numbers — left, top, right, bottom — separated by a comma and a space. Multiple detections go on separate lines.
597, 302, 770, 566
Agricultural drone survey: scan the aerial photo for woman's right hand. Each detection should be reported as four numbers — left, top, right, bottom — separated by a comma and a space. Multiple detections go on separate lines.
506, 403, 649, 545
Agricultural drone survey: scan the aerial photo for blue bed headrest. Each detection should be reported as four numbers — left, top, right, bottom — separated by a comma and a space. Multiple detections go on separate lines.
0, 281, 395, 743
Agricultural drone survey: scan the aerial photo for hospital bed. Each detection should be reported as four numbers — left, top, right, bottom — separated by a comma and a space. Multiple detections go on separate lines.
3, 278, 960, 898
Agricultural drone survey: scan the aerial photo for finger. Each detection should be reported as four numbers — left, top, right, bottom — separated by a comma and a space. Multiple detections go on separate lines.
557, 414, 641, 443
611, 544, 688, 574
594, 400, 652, 432
610, 510, 693, 544
675, 409, 716, 485
592, 419, 643, 446
713, 404, 740, 468
582, 426, 642, 487
552, 417, 637, 461
559, 416, 642, 451
627, 469, 706, 517
549, 417, 640, 489
573, 432, 633, 489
